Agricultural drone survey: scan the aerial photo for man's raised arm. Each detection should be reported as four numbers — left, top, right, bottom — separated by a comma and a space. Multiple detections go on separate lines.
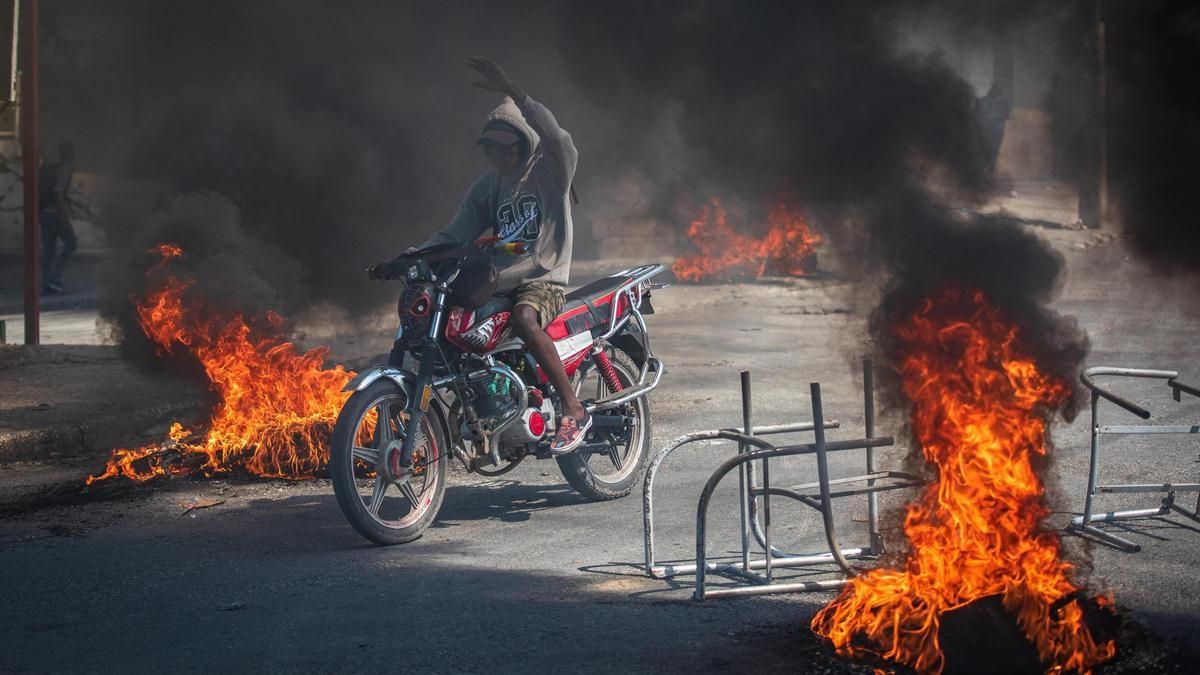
467, 57, 578, 183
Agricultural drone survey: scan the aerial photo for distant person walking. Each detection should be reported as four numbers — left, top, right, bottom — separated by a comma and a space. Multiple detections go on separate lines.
975, 84, 1011, 182
39, 140, 76, 294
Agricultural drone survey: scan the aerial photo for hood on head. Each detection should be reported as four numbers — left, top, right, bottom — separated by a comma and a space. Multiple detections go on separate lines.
478, 97, 540, 152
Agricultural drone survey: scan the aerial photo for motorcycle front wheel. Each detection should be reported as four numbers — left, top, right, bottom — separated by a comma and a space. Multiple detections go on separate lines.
330, 378, 448, 545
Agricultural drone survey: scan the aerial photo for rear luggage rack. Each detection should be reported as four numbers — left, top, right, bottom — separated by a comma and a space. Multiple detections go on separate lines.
579, 264, 666, 413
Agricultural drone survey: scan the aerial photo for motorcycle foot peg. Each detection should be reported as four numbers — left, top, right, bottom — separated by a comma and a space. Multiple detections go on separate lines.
451, 444, 472, 469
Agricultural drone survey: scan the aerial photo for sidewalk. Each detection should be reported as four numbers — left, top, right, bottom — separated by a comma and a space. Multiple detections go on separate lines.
0, 344, 205, 509
0, 251, 101, 316
978, 180, 1084, 227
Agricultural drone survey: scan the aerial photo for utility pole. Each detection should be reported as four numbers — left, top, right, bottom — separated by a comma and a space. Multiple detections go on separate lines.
20, 0, 38, 345
1078, 0, 1106, 229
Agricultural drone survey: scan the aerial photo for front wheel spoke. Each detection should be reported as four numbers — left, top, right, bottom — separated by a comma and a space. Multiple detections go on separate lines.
373, 404, 395, 445
352, 445, 380, 465
398, 481, 422, 509
366, 477, 388, 516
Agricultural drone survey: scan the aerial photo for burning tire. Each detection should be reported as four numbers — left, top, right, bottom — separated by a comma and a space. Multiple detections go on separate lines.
557, 345, 652, 500
330, 379, 448, 545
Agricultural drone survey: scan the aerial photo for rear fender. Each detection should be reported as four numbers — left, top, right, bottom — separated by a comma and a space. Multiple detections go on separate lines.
609, 319, 649, 367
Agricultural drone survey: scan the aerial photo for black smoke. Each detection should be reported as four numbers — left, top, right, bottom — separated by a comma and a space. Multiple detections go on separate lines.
44, 0, 575, 350
560, 2, 1088, 394
1103, 0, 1200, 276
42, 0, 1188, 383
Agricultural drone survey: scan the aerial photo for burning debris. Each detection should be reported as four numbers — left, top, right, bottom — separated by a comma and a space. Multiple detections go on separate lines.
87, 245, 354, 484
672, 197, 820, 282
811, 285, 1116, 673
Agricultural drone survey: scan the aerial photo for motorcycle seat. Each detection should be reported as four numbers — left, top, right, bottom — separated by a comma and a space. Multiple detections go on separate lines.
468, 273, 637, 340
561, 273, 636, 315
543, 272, 640, 339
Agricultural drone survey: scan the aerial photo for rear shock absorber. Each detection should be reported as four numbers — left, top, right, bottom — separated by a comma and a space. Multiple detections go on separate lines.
593, 348, 625, 393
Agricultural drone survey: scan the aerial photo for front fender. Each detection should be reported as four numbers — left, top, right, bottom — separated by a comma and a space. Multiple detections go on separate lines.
342, 366, 417, 393
343, 366, 453, 444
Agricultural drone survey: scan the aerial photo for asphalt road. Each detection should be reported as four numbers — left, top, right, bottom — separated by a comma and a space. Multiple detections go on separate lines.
1, 231, 1197, 673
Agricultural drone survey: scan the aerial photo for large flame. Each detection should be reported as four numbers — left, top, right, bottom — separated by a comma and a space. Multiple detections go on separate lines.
87, 244, 355, 484
671, 197, 820, 282
811, 286, 1115, 673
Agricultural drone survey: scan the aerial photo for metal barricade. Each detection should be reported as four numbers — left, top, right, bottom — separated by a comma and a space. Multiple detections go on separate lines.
1066, 366, 1200, 552
642, 360, 924, 600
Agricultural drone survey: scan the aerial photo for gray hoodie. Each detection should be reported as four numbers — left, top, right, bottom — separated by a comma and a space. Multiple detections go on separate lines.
423, 95, 578, 292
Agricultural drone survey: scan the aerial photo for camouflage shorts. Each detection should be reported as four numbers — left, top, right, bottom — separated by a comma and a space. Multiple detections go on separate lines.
509, 281, 566, 329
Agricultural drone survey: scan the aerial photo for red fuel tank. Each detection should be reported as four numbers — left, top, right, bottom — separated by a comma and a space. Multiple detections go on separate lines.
445, 304, 512, 353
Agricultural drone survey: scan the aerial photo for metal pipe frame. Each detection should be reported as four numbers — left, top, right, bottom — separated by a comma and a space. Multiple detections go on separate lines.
641, 360, 924, 601
691, 429, 918, 600
643, 423, 846, 577
1067, 366, 1200, 552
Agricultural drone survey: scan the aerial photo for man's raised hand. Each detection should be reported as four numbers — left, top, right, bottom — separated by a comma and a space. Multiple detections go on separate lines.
467, 57, 525, 101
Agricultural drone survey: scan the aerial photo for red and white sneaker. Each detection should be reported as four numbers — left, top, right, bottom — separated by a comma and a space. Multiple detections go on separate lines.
550, 414, 592, 456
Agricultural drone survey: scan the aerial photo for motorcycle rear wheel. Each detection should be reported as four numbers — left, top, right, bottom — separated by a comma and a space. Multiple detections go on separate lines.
330, 378, 448, 545
556, 345, 652, 500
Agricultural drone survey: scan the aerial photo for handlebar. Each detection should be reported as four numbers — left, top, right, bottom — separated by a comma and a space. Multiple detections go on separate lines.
1079, 367, 1180, 420
368, 237, 529, 280
474, 235, 528, 255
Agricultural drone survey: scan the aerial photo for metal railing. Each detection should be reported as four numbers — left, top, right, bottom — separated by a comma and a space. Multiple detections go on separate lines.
1066, 366, 1200, 552
642, 360, 924, 600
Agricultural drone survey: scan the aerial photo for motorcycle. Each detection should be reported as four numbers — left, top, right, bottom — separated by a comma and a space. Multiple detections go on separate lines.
330, 239, 667, 545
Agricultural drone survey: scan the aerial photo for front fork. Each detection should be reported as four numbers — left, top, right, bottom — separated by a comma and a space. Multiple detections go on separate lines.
397, 274, 456, 470
397, 341, 437, 469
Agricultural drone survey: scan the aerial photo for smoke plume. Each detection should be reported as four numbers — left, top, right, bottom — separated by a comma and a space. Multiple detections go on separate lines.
1103, 0, 1200, 276
40, 0, 1190, 380
559, 1, 1088, 393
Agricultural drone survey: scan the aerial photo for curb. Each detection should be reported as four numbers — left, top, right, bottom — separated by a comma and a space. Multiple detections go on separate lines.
0, 293, 98, 316
0, 399, 201, 463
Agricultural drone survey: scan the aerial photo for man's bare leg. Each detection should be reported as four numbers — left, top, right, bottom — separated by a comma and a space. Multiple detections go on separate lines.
510, 305, 587, 422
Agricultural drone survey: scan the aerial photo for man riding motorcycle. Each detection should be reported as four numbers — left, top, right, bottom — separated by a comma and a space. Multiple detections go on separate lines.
339, 59, 667, 544
417, 57, 591, 454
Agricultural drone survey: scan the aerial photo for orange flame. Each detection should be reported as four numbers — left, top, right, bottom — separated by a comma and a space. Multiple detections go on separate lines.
671, 197, 820, 282
811, 286, 1115, 673
87, 245, 355, 484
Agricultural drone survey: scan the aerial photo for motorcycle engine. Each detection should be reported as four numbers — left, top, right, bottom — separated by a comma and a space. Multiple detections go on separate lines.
465, 370, 519, 420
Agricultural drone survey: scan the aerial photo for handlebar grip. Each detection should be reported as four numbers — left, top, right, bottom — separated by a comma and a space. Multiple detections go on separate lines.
367, 261, 402, 281
495, 242, 528, 256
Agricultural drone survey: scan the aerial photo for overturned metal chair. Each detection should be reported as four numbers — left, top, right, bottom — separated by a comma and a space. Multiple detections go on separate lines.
1066, 366, 1200, 552
642, 360, 924, 600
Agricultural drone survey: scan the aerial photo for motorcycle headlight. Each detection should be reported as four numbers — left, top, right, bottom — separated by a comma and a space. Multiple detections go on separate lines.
396, 283, 434, 348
